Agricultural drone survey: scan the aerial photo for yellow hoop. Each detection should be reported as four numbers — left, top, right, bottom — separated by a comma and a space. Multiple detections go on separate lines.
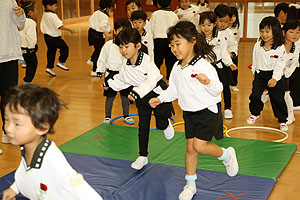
172, 121, 228, 135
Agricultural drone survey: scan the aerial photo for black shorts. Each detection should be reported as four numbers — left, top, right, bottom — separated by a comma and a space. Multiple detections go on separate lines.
183, 103, 223, 141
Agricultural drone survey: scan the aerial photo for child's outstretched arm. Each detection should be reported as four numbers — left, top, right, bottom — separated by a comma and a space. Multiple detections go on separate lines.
59, 26, 76, 34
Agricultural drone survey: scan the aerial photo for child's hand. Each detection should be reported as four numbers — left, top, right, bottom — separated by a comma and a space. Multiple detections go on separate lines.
70, 29, 76, 34
128, 94, 135, 102
102, 84, 109, 90
268, 78, 277, 87
13, 7, 23, 17
178, 15, 183, 19
149, 98, 161, 108
174, 6, 179, 13
195, 73, 210, 85
3, 188, 17, 200
230, 64, 237, 71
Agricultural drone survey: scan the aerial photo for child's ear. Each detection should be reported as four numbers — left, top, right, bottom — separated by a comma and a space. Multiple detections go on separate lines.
38, 123, 50, 136
191, 37, 197, 45
136, 42, 142, 50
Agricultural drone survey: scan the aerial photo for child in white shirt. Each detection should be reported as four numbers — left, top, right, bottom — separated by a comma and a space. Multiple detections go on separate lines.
176, 0, 200, 26
96, 18, 135, 125
149, 21, 238, 200
88, 0, 113, 77
19, 0, 38, 84
2, 84, 103, 200
40, 0, 75, 77
247, 16, 288, 131
131, 10, 154, 58
103, 27, 175, 171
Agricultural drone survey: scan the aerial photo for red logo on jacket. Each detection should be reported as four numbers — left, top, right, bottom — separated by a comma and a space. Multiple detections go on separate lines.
270, 55, 278, 58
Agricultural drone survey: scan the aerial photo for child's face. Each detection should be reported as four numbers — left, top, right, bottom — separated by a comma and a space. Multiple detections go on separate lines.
260, 26, 273, 44
169, 35, 195, 62
119, 42, 140, 60
29, 5, 38, 19
285, 27, 300, 43
47, 4, 58, 12
4, 105, 47, 147
179, 0, 190, 10
216, 15, 230, 30
229, 15, 236, 25
200, 19, 215, 37
127, 2, 140, 18
132, 19, 146, 32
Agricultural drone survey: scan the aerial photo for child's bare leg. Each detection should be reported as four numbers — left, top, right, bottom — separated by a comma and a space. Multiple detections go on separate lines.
185, 139, 198, 175
192, 138, 223, 157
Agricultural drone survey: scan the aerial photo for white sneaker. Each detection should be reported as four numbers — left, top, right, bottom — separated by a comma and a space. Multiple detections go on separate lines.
223, 147, 239, 177
90, 71, 97, 77
293, 106, 300, 111
123, 117, 135, 125
163, 119, 174, 140
287, 118, 295, 125
56, 62, 69, 71
247, 115, 260, 125
103, 117, 111, 124
231, 86, 239, 92
0, 149, 2, 155
87, 59, 93, 66
22, 62, 26, 68
261, 91, 269, 103
224, 109, 233, 119
131, 156, 148, 170
280, 123, 288, 131
2, 132, 11, 144
179, 185, 196, 200
46, 68, 56, 76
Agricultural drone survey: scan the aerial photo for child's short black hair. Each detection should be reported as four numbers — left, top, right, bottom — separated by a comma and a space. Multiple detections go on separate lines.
214, 4, 231, 18
157, 0, 171, 8
99, 0, 114, 10
20, 0, 35, 16
126, 0, 141, 8
274, 3, 289, 17
282, 20, 300, 33
230, 6, 240, 28
42, 0, 57, 8
115, 27, 148, 54
3, 84, 65, 134
200, 11, 217, 36
130, 10, 147, 22
287, 6, 300, 21
259, 16, 284, 49
114, 18, 132, 30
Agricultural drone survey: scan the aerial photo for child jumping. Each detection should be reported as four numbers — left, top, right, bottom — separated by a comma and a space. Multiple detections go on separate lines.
19, 0, 38, 84
103, 27, 174, 170
41, 0, 75, 77
88, 0, 113, 77
2, 84, 103, 199
248, 16, 288, 131
96, 18, 134, 125
149, 21, 239, 200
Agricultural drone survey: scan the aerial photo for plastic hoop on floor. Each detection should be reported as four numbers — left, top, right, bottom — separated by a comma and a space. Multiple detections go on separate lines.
110, 113, 175, 129
225, 126, 288, 143
172, 121, 228, 135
